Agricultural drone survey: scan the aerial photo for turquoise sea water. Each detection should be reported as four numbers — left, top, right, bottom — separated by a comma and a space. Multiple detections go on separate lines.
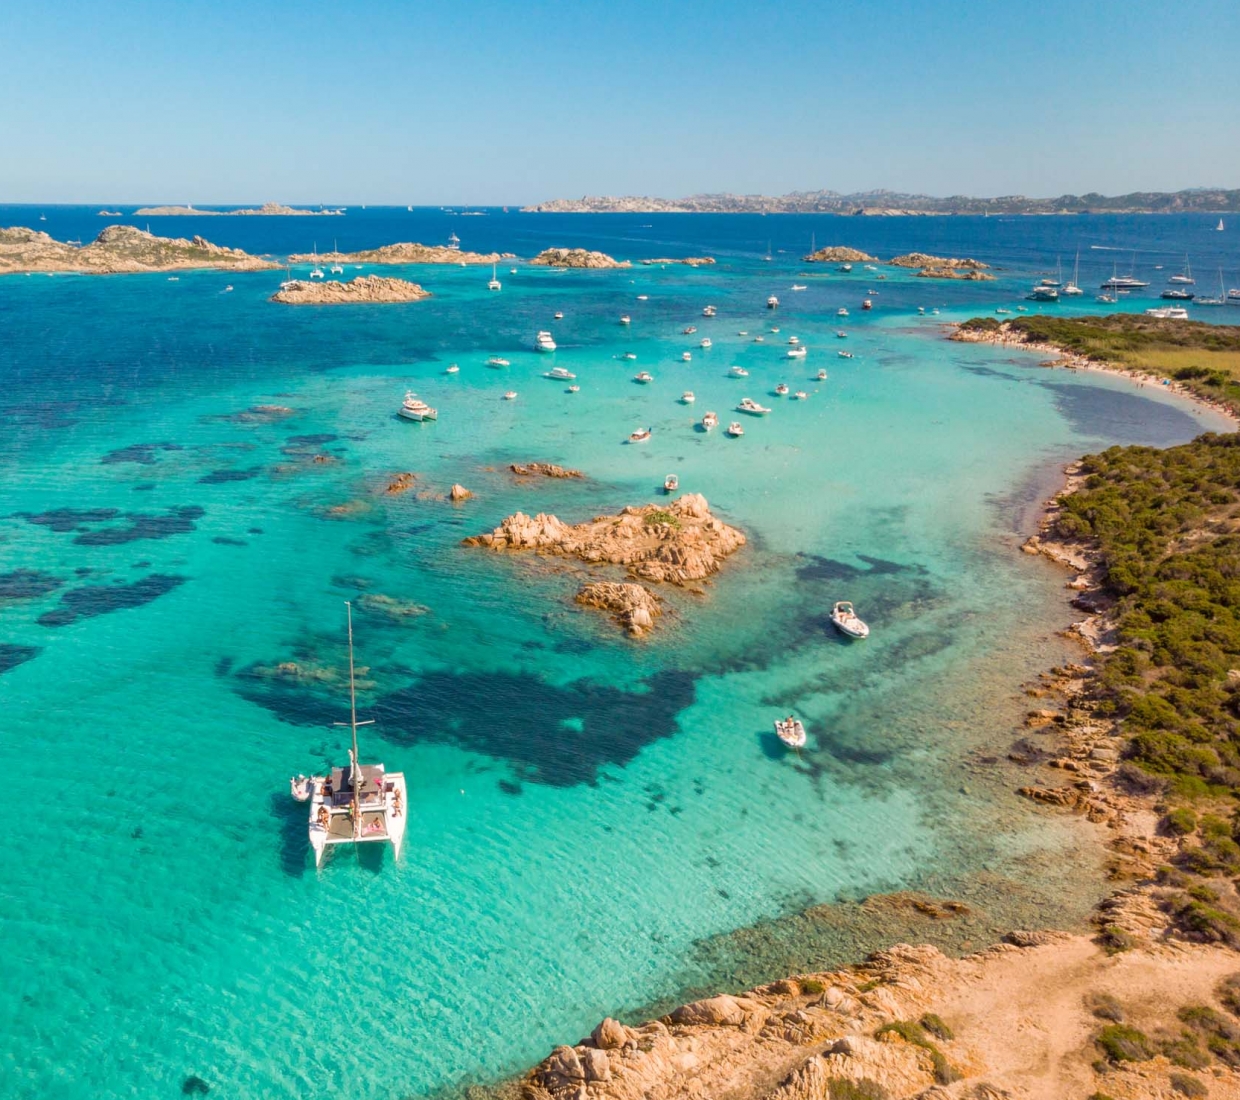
1, 209, 1235, 1099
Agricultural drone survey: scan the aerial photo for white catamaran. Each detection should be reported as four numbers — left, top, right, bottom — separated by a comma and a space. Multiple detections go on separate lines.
295, 604, 407, 868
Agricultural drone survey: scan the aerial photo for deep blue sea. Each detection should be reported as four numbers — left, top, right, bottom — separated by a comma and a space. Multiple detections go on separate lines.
1, 206, 1235, 1099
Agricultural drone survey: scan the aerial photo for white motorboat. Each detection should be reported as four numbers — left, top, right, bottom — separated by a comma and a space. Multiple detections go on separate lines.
290, 775, 312, 801
1161, 288, 1194, 301
637, 294, 649, 301
862, 299, 873, 310
839, 263, 853, 273
1145, 307, 1189, 319
788, 336, 800, 345
995, 308, 1010, 314
766, 295, 779, 309
534, 331, 557, 352
545, 366, 576, 380
664, 474, 679, 493
223, 285, 233, 292
793, 390, 808, 400
725, 421, 744, 437
487, 262, 501, 291
729, 366, 749, 377
786, 346, 807, 359
737, 397, 771, 415
629, 427, 652, 443
681, 391, 696, 404
682, 351, 692, 361
399, 392, 437, 422
830, 600, 869, 639
700, 337, 712, 348
634, 371, 654, 383
1101, 273, 1149, 291
702, 305, 717, 317
753, 335, 765, 343
446, 364, 460, 374
702, 411, 718, 430
620, 315, 631, 325
302, 603, 407, 869
554, 311, 564, 320
503, 391, 518, 400
774, 716, 806, 749
775, 383, 789, 396
838, 350, 853, 359
1028, 285, 1059, 301
836, 330, 848, 338
837, 308, 849, 317
567, 384, 580, 393
683, 325, 698, 335
622, 352, 638, 360
487, 356, 511, 368
737, 330, 749, 336
816, 369, 828, 380
791, 284, 807, 291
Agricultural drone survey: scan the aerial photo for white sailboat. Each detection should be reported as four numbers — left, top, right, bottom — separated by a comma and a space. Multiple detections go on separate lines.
301, 604, 407, 869
488, 262, 501, 291
1062, 249, 1084, 296
309, 244, 324, 280
329, 240, 343, 275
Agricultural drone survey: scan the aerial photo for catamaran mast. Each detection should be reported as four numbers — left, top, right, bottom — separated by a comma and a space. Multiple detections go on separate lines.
345, 601, 362, 834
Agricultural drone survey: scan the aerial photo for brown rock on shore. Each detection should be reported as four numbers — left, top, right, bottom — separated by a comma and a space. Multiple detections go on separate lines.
530, 248, 631, 269
286, 242, 511, 265
640, 256, 716, 266
270, 275, 431, 304
575, 581, 662, 636
0, 224, 277, 275
803, 246, 879, 263
509, 462, 584, 479
450, 483, 473, 501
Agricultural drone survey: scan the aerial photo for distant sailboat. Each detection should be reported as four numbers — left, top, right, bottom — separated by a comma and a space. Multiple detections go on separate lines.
487, 262, 501, 291
1062, 249, 1084, 296
1218, 219, 1226, 232
329, 239, 343, 275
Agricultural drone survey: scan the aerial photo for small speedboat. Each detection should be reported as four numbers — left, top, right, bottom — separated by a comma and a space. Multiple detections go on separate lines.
830, 601, 869, 639
790, 284, 807, 291
290, 775, 312, 801
700, 337, 712, 349
546, 366, 576, 380
771, 327, 780, 333
637, 294, 649, 301
737, 330, 749, 336
554, 311, 564, 320
816, 369, 828, 381
702, 411, 718, 430
737, 397, 771, 415
774, 717, 806, 749
753, 335, 765, 343
725, 421, 744, 437
862, 299, 873, 310
793, 390, 808, 400
620, 315, 631, 325
622, 352, 638, 360
634, 371, 654, 383
767, 295, 779, 309
837, 308, 849, 317
838, 350, 853, 359
503, 391, 518, 401
446, 364, 460, 374
629, 427, 652, 443
788, 336, 800, 345
682, 391, 696, 404
786, 346, 807, 359
836, 331, 847, 338
839, 263, 853, 273
703, 305, 717, 317
775, 383, 789, 396
487, 357, 511, 368
683, 325, 698, 335
729, 366, 749, 377
223, 285, 234, 292
567, 385, 580, 393
682, 351, 692, 361
664, 474, 679, 493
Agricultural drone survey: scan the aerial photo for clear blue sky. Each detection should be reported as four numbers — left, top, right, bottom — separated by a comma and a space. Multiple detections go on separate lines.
2, 0, 1238, 204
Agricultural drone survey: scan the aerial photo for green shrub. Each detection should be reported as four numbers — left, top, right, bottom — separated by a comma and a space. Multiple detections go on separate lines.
1170, 1071, 1208, 1097
1098, 924, 1135, 954
1167, 807, 1200, 835
1161, 1033, 1210, 1069
919, 1012, 953, 1040
1096, 1023, 1155, 1062
874, 1021, 959, 1085
1217, 973, 1240, 1016
827, 1080, 889, 1100
800, 979, 825, 995
1084, 991, 1125, 1022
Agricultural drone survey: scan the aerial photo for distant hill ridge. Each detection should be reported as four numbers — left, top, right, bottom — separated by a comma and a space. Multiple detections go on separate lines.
522, 187, 1240, 215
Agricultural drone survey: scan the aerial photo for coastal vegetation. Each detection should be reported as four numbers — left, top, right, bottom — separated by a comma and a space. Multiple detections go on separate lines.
0, 224, 275, 274
957, 314, 1240, 413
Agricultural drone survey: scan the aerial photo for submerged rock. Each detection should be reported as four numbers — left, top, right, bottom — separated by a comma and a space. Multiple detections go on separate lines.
510, 462, 584, 479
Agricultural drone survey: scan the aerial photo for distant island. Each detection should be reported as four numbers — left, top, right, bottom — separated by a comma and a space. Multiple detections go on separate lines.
132, 202, 343, 216
286, 242, 510, 265
0, 225, 276, 275
522, 186, 1240, 215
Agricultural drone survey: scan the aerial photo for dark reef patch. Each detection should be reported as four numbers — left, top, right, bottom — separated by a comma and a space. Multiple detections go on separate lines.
19, 508, 121, 532
198, 466, 263, 485
212, 536, 247, 546
0, 644, 41, 674
237, 667, 697, 787
0, 570, 64, 600
795, 553, 926, 583
73, 506, 205, 546
101, 442, 183, 466
37, 574, 187, 626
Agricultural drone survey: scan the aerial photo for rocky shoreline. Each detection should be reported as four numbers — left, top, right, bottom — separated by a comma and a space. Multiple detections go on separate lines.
269, 275, 431, 304
286, 242, 511, 265
530, 248, 632, 269
463, 493, 744, 636
0, 225, 276, 275
131, 202, 340, 216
